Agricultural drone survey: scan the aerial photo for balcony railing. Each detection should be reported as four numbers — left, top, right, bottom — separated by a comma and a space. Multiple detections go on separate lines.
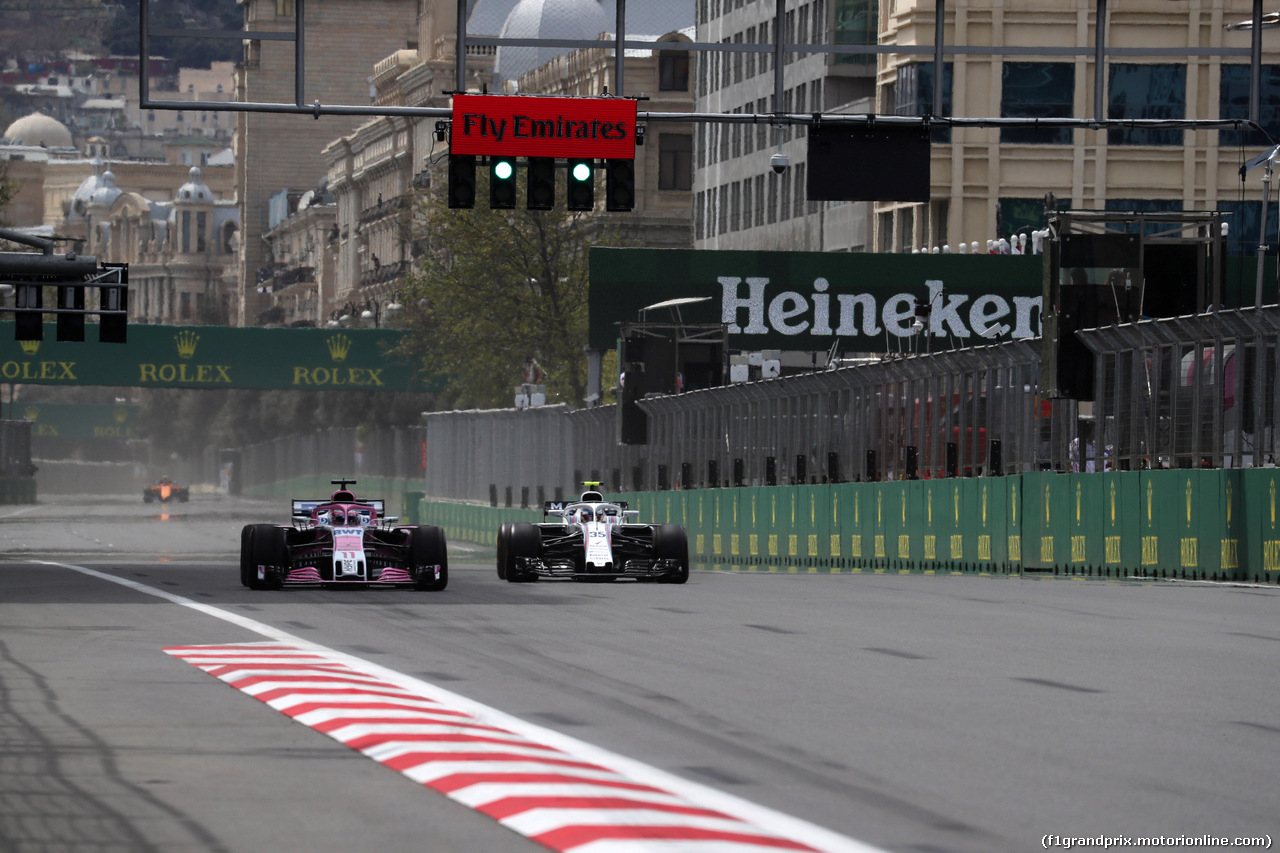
360, 259, 409, 288
256, 265, 316, 293
358, 195, 410, 224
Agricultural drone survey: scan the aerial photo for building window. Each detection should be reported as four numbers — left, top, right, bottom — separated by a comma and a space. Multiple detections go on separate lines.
794, 162, 806, 218
755, 175, 765, 227
896, 62, 952, 142
835, 0, 877, 66
276, 0, 294, 15
659, 49, 690, 91
717, 184, 729, 235
1219, 64, 1280, 149
1104, 198, 1184, 235
696, 190, 705, 240
181, 211, 191, 253
879, 211, 894, 253
659, 133, 693, 190
795, 83, 807, 138
730, 182, 741, 232
1001, 62, 1074, 144
1108, 64, 1185, 146
767, 172, 778, 224
1218, 200, 1279, 256
197, 211, 207, 253
780, 170, 791, 220
999, 196, 1070, 242
743, 178, 753, 228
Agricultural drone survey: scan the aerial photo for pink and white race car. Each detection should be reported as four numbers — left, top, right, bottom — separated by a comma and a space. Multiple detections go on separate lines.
239, 479, 447, 590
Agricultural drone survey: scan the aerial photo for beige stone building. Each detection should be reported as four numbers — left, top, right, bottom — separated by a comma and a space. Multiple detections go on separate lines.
310, 0, 694, 328
233, 0, 418, 326
875, 0, 1280, 254
52, 160, 239, 325
0, 111, 239, 325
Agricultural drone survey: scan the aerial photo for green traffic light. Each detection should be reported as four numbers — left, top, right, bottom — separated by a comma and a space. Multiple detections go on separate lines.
571, 161, 592, 182
494, 160, 514, 180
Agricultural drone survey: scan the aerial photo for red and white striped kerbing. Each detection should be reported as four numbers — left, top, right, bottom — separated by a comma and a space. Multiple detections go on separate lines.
164, 642, 832, 853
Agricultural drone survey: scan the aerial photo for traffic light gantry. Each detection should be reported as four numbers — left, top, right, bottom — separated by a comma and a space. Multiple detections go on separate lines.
447, 155, 632, 212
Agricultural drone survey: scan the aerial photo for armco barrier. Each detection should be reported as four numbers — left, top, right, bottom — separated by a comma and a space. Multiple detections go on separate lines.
417, 469, 1280, 582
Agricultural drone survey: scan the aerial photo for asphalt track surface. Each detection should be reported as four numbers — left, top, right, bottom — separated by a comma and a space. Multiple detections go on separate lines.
0, 494, 1276, 853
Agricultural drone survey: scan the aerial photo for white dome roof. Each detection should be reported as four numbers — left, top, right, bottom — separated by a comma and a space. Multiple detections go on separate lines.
494, 0, 695, 83
468, 0, 520, 35
496, 0, 612, 82
89, 171, 122, 207
4, 113, 73, 148
175, 166, 214, 203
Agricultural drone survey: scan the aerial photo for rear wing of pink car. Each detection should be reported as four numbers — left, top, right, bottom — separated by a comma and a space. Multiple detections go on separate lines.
292, 498, 386, 524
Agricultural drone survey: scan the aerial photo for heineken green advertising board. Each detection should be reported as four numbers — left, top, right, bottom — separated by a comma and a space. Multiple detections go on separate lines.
588, 248, 1043, 353
0, 324, 429, 391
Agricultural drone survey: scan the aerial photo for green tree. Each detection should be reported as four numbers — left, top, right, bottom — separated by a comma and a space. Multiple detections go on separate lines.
397, 171, 629, 410
0, 160, 16, 226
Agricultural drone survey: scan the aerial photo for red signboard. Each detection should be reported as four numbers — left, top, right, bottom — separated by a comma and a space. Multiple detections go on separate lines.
450, 94, 637, 159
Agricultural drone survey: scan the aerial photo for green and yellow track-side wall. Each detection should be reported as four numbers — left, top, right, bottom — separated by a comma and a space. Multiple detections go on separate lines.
417, 468, 1280, 583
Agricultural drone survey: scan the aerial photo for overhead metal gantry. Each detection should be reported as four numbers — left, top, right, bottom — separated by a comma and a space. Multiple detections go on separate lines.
139, 0, 1276, 137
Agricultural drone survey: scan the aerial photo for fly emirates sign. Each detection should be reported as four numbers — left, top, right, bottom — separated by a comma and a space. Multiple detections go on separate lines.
587, 248, 1043, 353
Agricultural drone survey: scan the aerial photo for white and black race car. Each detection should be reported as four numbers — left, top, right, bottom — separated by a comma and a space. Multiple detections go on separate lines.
239, 479, 447, 590
496, 487, 689, 583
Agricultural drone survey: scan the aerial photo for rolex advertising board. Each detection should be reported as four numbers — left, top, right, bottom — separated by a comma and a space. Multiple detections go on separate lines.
589, 248, 1043, 353
0, 324, 431, 392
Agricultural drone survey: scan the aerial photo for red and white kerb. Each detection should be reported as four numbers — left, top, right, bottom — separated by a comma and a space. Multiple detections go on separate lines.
164, 642, 859, 853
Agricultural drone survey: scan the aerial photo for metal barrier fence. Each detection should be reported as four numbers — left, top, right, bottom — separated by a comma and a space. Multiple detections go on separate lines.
216, 426, 427, 494
1080, 306, 1279, 471
217, 307, 1279, 504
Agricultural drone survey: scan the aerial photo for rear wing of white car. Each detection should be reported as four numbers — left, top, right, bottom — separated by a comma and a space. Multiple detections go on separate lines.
542, 500, 637, 520
292, 498, 389, 525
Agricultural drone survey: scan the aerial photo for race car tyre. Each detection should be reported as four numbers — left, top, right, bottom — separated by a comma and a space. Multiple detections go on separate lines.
143, 491, 153, 503
653, 524, 690, 584
248, 524, 287, 590
506, 522, 541, 583
178, 490, 189, 503
496, 522, 512, 580
239, 524, 255, 587
410, 525, 448, 591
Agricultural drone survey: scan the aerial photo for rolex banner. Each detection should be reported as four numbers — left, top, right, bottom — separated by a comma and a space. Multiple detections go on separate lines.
588, 248, 1043, 353
0, 324, 431, 392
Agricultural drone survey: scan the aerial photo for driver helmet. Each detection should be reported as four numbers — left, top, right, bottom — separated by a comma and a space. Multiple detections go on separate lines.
579, 508, 593, 523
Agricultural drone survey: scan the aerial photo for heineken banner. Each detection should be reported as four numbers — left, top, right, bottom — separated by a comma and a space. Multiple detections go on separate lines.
0, 324, 429, 391
20, 403, 140, 440
589, 248, 1043, 353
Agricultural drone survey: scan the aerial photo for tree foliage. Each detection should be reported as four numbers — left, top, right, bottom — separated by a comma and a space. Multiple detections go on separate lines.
396, 171, 630, 410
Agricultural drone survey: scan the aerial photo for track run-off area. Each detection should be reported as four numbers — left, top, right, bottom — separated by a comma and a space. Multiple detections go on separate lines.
0, 495, 1276, 853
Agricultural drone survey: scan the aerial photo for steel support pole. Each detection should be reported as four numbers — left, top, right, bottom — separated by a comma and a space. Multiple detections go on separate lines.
933, 0, 945, 119
1094, 0, 1107, 123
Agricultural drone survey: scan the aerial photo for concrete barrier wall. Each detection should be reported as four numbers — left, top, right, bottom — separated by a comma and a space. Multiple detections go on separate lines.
419, 468, 1280, 584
